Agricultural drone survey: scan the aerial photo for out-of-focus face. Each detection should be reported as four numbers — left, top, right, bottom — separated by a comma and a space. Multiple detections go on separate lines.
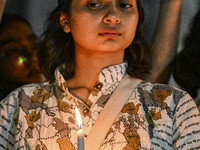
0, 21, 42, 83
65, 0, 138, 54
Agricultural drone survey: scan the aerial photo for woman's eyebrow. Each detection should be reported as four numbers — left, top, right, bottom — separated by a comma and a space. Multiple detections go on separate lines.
0, 38, 20, 51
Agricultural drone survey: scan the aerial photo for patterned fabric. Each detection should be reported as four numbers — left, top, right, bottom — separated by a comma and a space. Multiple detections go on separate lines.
0, 63, 200, 150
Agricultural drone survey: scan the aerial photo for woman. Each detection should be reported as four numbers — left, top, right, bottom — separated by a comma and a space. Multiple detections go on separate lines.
0, 0, 199, 149
0, 13, 43, 100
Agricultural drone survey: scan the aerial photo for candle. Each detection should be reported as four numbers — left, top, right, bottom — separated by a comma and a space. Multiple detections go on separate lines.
75, 107, 85, 150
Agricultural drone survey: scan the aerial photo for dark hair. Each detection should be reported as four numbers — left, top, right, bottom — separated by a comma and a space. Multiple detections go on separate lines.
0, 13, 31, 34
41, 0, 152, 81
172, 10, 200, 98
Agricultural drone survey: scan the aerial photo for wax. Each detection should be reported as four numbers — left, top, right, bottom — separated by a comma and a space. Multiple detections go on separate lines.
77, 129, 84, 150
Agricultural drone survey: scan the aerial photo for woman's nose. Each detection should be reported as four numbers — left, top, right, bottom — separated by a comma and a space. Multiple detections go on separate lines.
102, 6, 120, 24
28, 54, 40, 69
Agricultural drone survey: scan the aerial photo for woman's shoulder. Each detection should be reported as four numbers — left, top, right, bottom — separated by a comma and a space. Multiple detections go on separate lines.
139, 80, 185, 92
0, 81, 56, 104
0, 81, 58, 118
137, 80, 191, 105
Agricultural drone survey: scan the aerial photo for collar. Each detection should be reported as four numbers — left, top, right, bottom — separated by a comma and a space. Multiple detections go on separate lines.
55, 62, 127, 108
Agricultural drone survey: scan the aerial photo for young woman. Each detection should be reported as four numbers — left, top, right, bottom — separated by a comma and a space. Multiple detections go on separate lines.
0, 0, 199, 149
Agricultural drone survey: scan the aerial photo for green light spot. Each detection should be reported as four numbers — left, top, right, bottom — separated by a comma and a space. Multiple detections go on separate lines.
18, 56, 27, 65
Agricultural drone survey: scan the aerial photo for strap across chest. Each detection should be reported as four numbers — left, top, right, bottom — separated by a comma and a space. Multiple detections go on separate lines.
85, 75, 142, 150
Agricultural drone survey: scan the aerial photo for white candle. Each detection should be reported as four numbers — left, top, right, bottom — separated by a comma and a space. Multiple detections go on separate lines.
75, 108, 85, 150
77, 129, 84, 150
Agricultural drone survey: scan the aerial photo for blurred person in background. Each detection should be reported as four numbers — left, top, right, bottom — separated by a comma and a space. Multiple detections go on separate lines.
172, 9, 200, 110
0, 13, 43, 100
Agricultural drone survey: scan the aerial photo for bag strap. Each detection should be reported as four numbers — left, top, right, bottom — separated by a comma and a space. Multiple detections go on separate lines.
85, 75, 142, 150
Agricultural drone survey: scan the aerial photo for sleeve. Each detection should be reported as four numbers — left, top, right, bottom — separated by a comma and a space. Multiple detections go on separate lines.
172, 92, 200, 149
0, 90, 20, 149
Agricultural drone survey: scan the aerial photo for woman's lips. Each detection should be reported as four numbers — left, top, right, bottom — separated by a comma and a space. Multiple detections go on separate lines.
99, 30, 122, 37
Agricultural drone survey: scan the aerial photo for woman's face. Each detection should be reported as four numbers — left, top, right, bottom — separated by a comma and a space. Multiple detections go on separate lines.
66, 0, 138, 54
0, 21, 42, 83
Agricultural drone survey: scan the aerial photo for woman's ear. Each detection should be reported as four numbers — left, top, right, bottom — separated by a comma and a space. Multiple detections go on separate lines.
60, 12, 71, 33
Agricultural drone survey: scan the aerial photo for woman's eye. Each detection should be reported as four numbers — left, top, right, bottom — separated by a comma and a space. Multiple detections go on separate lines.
87, 3, 103, 9
119, 3, 133, 9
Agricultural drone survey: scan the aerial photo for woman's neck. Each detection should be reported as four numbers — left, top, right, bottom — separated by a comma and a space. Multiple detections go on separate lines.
66, 48, 124, 102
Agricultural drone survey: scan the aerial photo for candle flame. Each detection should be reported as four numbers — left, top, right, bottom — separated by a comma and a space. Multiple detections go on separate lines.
75, 107, 82, 129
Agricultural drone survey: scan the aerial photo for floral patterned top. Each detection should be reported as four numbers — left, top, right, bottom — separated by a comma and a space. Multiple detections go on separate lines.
0, 63, 200, 150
